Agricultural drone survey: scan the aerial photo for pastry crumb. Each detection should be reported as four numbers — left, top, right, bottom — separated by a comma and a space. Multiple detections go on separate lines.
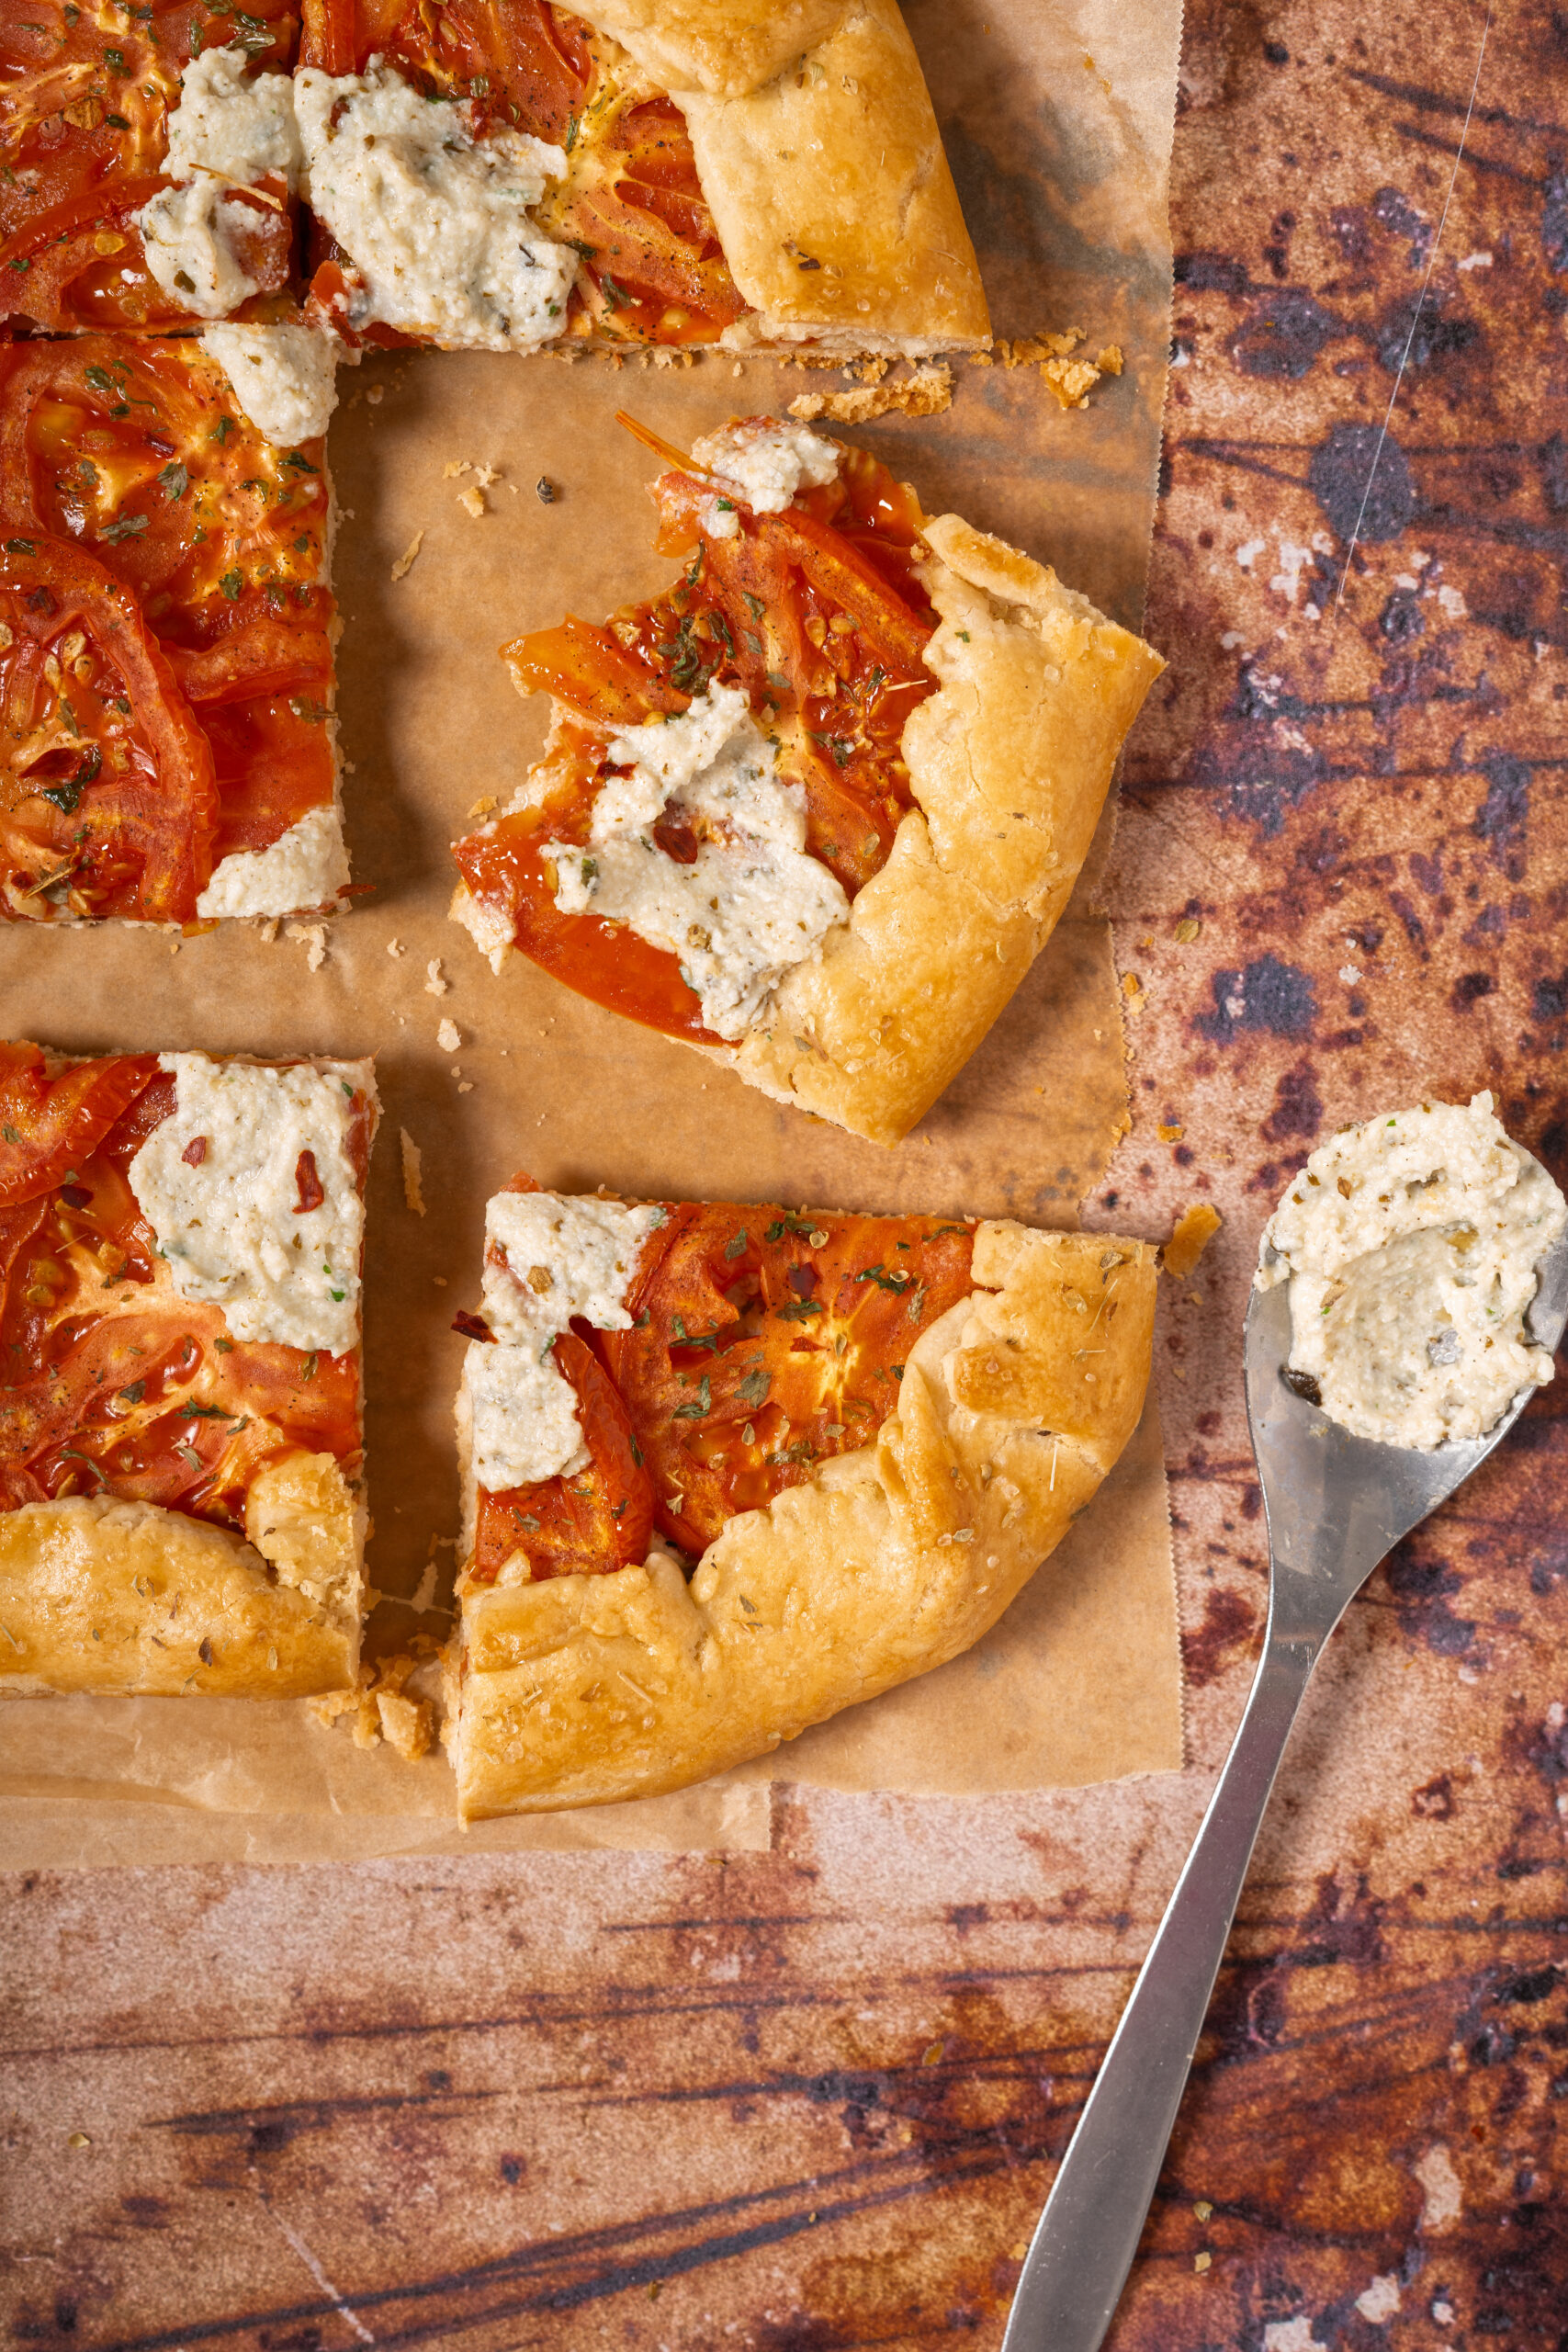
387, 935, 405, 957
390, 530, 423, 582
457, 483, 486, 518
989, 328, 1122, 411
286, 920, 327, 971
468, 794, 498, 818
789, 361, 952, 424
457, 1080, 474, 1093
437, 1017, 461, 1052
400, 1127, 426, 1216
424, 957, 449, 997
258, 916, 280, 943
1163, 1204, 1223, 1278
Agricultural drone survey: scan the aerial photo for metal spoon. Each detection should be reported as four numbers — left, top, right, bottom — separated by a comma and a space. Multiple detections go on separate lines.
1002, 1163, 1568, 2352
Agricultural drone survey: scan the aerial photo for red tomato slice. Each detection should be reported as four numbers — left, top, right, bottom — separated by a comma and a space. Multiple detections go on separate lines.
0, 1045, 160, 1208
0, 178, 294, 334
301, 0, 590, 130
0, 1059, 364, 1523
0, 337, 333, 642
0, 535, 220, 922
601, 1206, 976, 1554
471, 1329, 656, 1582
452, 799, 721, 1045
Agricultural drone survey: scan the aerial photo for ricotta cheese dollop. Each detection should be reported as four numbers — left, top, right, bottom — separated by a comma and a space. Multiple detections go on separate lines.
202, 321, 345, 447
542, 684, 850, 1042
134, 48, 301, 319
1257, 1092, 1567, 1449
195, 804, 350, 919
294, 61, 576, 350
129, 1056, 367, 1357
688, 419, 840, 514
464, 1193, 665, 1493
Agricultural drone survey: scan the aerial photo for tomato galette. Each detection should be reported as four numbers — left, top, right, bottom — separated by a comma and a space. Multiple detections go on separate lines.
0, 333, 347, 925
3, 0, 986, 355
0, 1041, 376, 1697
450, 414, 1166, 1145
1, 11, 304, 334
448, 1176, 1157, 1819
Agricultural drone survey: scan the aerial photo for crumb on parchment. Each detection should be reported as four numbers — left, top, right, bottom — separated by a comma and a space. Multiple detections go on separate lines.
1164, 1204, 1223, 1278
285, 920, 327, 971
788, 362, 953, 424
437, 1018, 461, 1052
390, 530, 423, 582
400, 1127, 425, 1216
424, 958, 448, 997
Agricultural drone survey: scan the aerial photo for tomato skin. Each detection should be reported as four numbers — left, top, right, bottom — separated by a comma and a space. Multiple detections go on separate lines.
0, 535, 220, 922
602, 1205, 976, 1555
471, 1329, 656, 1583
0, 1046, 161, 1209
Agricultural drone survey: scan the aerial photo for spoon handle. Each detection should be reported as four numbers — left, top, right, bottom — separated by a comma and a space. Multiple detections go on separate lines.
1001, 1620, 1321, 2352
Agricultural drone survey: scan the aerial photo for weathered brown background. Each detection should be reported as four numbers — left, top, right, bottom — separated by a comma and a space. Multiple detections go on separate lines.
6, 0, 1568, 2342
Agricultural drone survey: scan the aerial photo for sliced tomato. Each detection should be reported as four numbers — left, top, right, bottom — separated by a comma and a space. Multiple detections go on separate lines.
301, 0, 590, 130
471, 1329, 655, 1582
596, 1206, 976, 1555
0, 1045, 160, 1208
200, 686, 337, 860
453, 797, 720, 1045
553, 97, 745, 344
0, 1060, 362, 1524
0, 337, 332, 631
502, 612, 690, 729
0, 176, 295, 334
0, 535, 220, 922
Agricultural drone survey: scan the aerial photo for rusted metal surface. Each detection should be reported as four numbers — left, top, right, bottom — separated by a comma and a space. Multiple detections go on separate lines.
6, 0, 1568, 2344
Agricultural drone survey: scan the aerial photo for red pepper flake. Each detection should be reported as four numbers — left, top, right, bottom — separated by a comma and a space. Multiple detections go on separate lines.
60, 1183, 92, 1208
452, 1309, 495, 1342
182, 1136, 208, 1167
294, 1148, 325, 1213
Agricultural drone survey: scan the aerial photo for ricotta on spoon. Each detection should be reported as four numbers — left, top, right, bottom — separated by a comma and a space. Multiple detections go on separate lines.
1257, 1091, 1566, 1449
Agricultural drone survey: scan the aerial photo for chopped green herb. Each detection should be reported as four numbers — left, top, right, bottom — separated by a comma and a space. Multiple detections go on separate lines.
219, 569, 243, 599
210, 414, 235, 444
735, 1368, 770, 1408
775, 1298, 824, 1320
158, 460, 188, 500
671, 1374, 712, 1419
723, 1228, 748, 1260
100, 512, 149, 542
118, 1380, 146, 1405
854, 1263, 912, 1295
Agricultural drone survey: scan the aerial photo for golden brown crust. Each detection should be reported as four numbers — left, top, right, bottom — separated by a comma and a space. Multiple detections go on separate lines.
451, 1221, 1156, 1819
734, 514, 1166, 1143
668, 0, 989, 354
577, 0, 853, 96
0, 1485, 360, 1699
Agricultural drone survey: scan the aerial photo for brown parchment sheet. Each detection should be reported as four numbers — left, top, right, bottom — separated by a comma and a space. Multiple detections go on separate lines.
0, 0, 1186, 1865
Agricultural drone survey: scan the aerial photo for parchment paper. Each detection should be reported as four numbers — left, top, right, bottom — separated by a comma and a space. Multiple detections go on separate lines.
0, 0, 1186, 1866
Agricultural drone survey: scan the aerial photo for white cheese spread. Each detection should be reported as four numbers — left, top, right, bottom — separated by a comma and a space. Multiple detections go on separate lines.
542, 683, 849, 1042
162, 45, 303, 188
294, 60, 576, 351
465, 1193, 663, 1492
202, 322, 344, 447
129, 1056, 368, 1357
134, 48, 301, 320
689, 419, 840, 514
1258, 1092, 1567, 1448
195, 805, 350, 918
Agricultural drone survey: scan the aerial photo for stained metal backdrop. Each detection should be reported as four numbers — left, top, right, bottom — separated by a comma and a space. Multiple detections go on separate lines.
6, 0, 1568, 2342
